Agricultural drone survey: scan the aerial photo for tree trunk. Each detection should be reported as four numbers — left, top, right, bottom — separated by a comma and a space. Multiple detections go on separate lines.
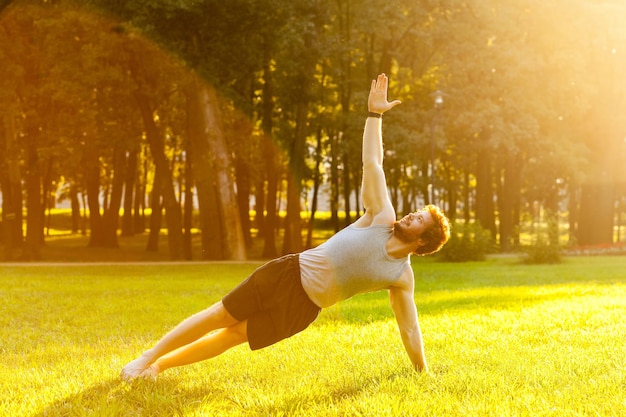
475, 149, 496, 238
70, 183, 81, 234
235, 156, 252, 249
447, 180, 457, 224
261, 43, 278, 258
133, 152, 147, 234
463, 169, 471, 224
233, 112, 253, 249
402, 165, 412, 215
568, 182, 579, 244
146, 165, 163, 252
337, 7, 353, 227
182, 149, 193, 260
23, 143, 42, 260
283, 174, 303, 254
283, 18, 319, 250
422, 160, 431, 206
306, 127, 324, 248
254, 174, 266, 238
41, 157, 53, 238
577, 181, 615, 245
101, 146, 126, 248
136, 92, 183, 260
389, 164, 400, 213
203, 85, 246, 260
354, 164, 362, 218
121, 148, 138, 237
330, 132, 340, 232
379, 39, 393, 75
85, 150, 104, 247
186, 86, 223, 260
342, 151, 352, 227
0, 111, 23, 260
186, 80, 246, 260
544, 183, 560, 247
283, 94, 308, 254
498, 154, 522, 252
261, 141, 279, 258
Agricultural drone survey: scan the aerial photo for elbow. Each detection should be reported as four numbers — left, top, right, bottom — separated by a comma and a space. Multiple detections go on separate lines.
362, 158, 381, 170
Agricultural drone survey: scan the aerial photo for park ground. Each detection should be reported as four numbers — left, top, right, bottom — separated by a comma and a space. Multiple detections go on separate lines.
1, 255, 625, 416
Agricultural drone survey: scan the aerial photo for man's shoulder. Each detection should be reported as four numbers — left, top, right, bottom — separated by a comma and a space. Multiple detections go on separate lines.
389, 264, 414, 291
353, 206, 396, 228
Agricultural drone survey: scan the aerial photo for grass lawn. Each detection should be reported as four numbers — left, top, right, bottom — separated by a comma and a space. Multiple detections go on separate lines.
1, 257, 625, 416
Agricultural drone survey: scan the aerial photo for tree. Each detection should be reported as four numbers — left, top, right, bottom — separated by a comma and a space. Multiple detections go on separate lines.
570, 1, 626, 245
2, 0, 626, 263
187, 77, 246, 260
0, 8, 24, 259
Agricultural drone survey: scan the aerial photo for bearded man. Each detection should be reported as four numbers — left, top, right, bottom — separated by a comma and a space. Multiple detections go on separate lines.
121, 73, 450, 381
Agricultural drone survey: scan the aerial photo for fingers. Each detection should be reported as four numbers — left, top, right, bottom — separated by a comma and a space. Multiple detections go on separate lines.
373, 73, 388, 91
379, 73, 388, 89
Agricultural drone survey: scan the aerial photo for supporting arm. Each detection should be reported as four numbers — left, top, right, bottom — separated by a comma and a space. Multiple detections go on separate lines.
389, 270, 428, 372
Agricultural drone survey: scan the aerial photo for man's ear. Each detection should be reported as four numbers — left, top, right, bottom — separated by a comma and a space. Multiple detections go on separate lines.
410, 238, 425, 256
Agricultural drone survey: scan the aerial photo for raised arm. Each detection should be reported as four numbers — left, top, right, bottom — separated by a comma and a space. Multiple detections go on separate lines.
389, 269, 428, 372
356, 74, 401, 227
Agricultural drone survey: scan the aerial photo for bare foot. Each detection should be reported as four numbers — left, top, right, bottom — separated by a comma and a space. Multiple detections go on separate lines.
120, 354, 152, 381
139, 364, 160, 381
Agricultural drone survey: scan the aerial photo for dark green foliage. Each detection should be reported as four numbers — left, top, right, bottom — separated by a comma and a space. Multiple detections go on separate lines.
523, 236, 562, 264
1, 0, 625, 260
438, 222, 493, 263
523, 214, 562, 264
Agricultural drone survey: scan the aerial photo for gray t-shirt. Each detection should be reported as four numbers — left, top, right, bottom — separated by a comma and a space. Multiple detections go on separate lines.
299, 224, 410, 308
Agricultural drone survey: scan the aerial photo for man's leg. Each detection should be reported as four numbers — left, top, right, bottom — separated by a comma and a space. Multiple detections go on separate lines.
121, 301, 239, 380
141, 320, 248, 378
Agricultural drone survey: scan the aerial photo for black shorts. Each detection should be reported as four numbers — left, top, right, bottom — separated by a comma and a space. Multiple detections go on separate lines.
222, 254, 321, 350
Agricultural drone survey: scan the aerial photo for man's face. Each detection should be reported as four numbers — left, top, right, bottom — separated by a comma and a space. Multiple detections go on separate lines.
393, 210, 435, 245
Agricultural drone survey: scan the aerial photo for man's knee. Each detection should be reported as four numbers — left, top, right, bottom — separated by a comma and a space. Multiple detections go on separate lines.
224, 320, 248, 344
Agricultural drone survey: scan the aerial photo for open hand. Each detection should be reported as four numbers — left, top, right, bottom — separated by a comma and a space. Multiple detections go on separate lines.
368, 73, 402, 114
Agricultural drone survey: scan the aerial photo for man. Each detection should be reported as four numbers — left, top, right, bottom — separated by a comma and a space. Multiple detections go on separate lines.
121, 73, 450, 381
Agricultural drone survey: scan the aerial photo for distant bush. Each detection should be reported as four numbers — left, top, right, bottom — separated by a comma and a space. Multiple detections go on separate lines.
522, 213, 562, 264
439, 222, 493, 262
523, 235, 562, 264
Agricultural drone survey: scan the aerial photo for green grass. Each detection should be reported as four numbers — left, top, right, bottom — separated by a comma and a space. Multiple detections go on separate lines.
1, 257, 625, 416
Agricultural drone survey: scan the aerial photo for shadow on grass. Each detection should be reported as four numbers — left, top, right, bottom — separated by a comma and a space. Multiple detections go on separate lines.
225, 366, 417, 415
30, 377, 213, 417
327, 283, 608, 325
326, 365, 413, 400
30, 369, 416, 416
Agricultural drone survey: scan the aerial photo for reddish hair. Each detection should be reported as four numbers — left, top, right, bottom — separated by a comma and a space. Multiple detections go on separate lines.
414, 205, 451, 256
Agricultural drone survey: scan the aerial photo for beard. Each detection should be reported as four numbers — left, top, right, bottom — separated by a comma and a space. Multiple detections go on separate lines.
393, 220, 419, 244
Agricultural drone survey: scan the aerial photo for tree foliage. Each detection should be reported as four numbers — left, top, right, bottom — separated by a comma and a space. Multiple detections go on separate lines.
1, 0, 625, 261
